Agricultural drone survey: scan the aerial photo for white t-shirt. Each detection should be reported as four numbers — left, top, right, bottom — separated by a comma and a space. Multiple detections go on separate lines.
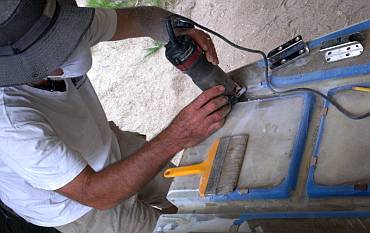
0, 9, 118, 227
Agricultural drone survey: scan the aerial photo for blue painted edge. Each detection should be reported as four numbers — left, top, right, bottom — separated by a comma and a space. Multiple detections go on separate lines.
307, 82, 370, 198
270, 62, 370, 88
256, 19, 370, 87
207, 92, 315, 201
233, 210, 370, 225
308, 19, 370, 49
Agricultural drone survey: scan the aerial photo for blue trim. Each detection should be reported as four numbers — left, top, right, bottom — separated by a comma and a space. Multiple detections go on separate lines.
256, 59, 266, 67
234, 210, 370, 225
269, 62, 370, 88
206, 93, 315, 201
307, 82, 370, 197
308, 19, 370, 49
312, 114, 326, 157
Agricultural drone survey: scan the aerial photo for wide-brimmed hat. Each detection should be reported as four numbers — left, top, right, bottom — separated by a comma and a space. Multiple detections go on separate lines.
0, 0, 95, 87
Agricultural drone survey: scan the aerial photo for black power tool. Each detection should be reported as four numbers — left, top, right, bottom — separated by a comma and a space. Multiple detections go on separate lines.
164, 15, 246, 104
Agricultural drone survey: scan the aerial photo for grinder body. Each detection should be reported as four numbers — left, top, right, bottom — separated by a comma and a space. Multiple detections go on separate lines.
165, 33, 245, 103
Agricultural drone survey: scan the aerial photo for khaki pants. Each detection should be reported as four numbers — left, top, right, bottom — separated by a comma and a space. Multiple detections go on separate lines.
57, 122, 174, 233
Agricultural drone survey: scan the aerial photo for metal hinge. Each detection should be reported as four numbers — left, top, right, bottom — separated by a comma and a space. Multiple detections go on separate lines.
267, 35, 309, 70
322, 41, 363, 63
320, 32, 365, 63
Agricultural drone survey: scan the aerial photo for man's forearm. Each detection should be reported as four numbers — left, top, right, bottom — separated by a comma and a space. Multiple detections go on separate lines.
57, 86, 229, 210
85, 130, 181, 209
58, 129, 182, 210
111, 6, 172, 42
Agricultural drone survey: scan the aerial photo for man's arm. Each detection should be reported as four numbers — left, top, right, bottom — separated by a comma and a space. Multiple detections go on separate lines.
110, 6, 219, 64
57, 86, 230, 210
110, 6, 171, 42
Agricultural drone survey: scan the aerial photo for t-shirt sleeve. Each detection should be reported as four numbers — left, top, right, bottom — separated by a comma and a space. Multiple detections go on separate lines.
0, 120, 87, 191
84, 8, 118, 47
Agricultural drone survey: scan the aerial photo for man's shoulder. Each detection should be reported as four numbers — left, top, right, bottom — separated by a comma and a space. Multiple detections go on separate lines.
84, 8, 117, 47
0, 87, 47, 129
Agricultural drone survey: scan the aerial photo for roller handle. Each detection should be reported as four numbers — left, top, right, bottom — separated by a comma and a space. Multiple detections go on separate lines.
164, 163, 206, 178
352, 86, 370, 93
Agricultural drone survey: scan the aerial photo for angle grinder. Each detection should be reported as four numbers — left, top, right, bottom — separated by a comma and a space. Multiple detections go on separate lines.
164, 15, 246, 104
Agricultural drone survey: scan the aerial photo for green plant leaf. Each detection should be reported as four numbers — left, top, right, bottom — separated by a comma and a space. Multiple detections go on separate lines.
87, 0, 138, 8
144, 41, 164, 58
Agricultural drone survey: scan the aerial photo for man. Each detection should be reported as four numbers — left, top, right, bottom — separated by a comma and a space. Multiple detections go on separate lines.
0, 0, 230, 232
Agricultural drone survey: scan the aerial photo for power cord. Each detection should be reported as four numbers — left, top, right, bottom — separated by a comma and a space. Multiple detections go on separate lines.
174, 15, 370, 120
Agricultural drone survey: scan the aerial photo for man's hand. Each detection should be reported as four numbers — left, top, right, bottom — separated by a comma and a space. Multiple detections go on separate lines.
164, 85, 231, 149
182, 28, 219, 65
111, 7, 219, 65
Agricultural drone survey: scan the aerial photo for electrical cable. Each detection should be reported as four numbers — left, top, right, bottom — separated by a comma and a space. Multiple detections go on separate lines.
174, 15, 370, 120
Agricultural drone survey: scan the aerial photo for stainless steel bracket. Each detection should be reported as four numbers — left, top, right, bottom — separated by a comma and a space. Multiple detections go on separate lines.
320, 32, 365, 63
267, 35, 309, 70
321, 41, 364, 63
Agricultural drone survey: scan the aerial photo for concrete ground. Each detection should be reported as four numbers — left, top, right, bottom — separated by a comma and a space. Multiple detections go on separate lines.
86, 0, 370, 140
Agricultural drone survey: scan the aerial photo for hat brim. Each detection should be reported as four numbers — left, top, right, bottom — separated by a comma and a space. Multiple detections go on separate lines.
0, 4, 95, 87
